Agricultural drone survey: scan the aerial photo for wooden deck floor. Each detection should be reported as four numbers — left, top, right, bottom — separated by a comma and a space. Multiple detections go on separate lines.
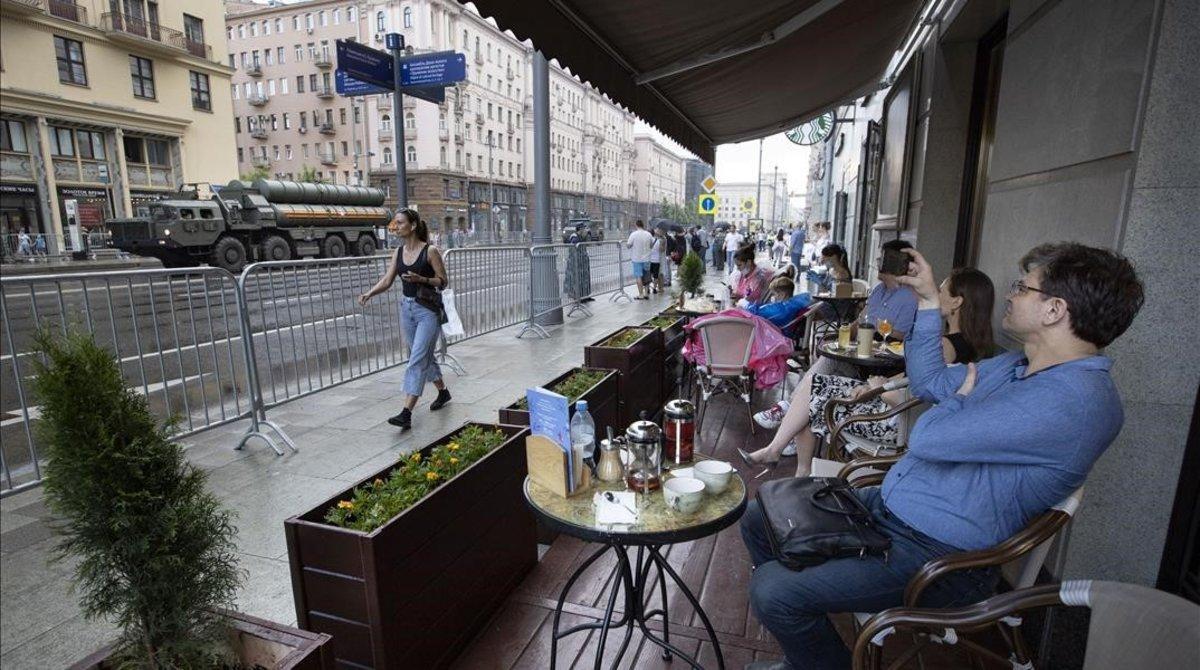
453, 388, 1007, 669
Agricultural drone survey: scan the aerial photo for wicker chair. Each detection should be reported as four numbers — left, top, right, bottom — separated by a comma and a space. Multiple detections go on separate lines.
853, 580, 1200, 670
821, 378, 924, 461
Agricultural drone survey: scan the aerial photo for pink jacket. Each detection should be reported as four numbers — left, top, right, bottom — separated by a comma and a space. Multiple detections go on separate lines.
681, 309, 793, 389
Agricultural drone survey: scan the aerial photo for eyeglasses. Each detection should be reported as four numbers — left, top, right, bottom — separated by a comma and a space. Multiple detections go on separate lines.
1009, 279, 1053, 297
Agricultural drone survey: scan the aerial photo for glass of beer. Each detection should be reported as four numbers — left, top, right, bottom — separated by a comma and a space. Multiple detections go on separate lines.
837, 324, 852, 350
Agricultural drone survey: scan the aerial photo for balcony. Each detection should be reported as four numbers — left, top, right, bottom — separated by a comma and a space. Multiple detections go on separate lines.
315, 85, 335, 99
475, 113, 484, 126
314, 53, 333, 69
505, 67, 514, 81
249, 128, 267, 140
439, 128, 449, 141
318, 151, 336, 165
47, 0, 88, 25
101, 12, 208, 60
379, 128, 393, 142
251, 155, 271, 168
507, 123, 515, 135
454, 133, 464, 145
318, 123, 335, 135
246, 63, 262, 77
248, 93, 268, 106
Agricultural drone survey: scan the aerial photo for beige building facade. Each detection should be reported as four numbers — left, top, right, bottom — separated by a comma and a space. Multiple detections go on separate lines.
0, 0, 236, 255
632, 134, 684, 209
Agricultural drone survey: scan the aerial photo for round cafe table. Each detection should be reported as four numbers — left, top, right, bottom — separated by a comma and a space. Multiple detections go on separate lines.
810, 293, 867, 328
524, 461, 747, 670
816, 338, 906, 375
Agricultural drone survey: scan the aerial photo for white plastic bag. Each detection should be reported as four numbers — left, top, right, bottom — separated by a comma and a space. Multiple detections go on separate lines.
440, 288, 465, 337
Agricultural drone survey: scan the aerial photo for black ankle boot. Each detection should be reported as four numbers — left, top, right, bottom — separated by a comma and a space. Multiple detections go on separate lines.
430, 389, 452, 411
387, 407, 412, 429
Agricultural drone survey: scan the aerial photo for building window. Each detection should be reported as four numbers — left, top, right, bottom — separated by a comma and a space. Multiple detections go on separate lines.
238, 24, 245, 39
277, 46, 285, 64
333, 8, 341, 25
376, 11, 385, 32
265, 49, 274, 66
189, 71, 211, 111
285, 144, 293, 159
382, 147, 392, 163
295, 44, 303, 61
283, 113, 290, 129
275, 18, 282, 33
262, 19, 270, 36
0, 119, 28, 153
407, 145, 416, 163
404, 112, 415, 130
380, 114, 391, 131
403, 7, 412, 28
339, 108, 347, 125
319, 10, 327, 26
348, 6, 357, 23
341, 141, 349, 156
129, 56, 155, 99
249, 22, 257, 37
54, 36, 87, 85
280, 78, 288, 94
292, 15, 299, 30
305, 13, 314, 29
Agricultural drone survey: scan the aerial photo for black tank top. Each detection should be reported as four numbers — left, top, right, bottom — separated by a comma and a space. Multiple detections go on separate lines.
946, 332, 977, 364
396, 243, 435, 297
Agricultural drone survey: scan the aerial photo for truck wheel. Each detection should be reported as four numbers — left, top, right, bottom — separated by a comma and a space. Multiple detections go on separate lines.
350, 234, 376, 257
321, 234, 346, 259
210, 236, 248, 272
260, 235, 292, 262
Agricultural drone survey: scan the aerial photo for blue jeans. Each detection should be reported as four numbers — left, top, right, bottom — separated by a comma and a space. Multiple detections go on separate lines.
740, 488, 997, 670
401, 297, 442, 397
791, 250, 804, 269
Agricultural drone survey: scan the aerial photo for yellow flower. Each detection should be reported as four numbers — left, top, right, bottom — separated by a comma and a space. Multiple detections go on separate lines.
410, 453, 421, 462
447, 442, 460, 452
337, 500, 355, 510
449, 457, 459, 465
426, 471, 439, 481
373, 478, 384, 487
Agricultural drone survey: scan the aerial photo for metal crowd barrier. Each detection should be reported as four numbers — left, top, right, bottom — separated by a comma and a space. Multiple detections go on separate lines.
521, 241, 633, 338
0, 267, 287, 497
441, 245, 533, 344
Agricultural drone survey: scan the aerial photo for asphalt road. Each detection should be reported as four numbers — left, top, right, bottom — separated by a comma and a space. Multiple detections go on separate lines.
0, 245, 629, 490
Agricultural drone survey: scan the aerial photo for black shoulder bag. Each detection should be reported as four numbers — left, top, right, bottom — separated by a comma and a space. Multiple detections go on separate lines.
755, 477, 892, 570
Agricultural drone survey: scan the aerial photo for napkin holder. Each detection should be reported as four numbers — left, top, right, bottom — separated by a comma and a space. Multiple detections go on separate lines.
526, 434, 591, 498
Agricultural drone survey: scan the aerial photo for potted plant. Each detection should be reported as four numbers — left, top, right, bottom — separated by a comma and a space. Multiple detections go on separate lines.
641, 313, 689, 398
676, 251, 705, 307
498, 366, 619, 435
29, 331, 331, 670
584, 326, 664, 425
285, 421, 534, 670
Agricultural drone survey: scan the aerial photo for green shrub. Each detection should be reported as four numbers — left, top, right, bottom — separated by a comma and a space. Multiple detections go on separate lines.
678, 251, 705, 297
600, 327, 647, 348
31, 331, 243, 669
512, 368, 607, 410
324, 425, 508, 532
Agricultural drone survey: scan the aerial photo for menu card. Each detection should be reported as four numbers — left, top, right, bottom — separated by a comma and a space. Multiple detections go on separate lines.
527, 386, 573, 493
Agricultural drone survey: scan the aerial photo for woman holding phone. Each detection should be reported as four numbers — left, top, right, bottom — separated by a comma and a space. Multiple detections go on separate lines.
358, 209, 451, 430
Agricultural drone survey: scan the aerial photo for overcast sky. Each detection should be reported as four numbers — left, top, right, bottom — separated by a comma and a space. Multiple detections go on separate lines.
634, 122, 811, 195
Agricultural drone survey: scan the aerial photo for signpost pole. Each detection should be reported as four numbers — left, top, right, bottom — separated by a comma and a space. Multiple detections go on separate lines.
387, 33, 408, 209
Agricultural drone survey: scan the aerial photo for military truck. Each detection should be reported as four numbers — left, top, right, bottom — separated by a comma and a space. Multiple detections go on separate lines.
106, 179, 391, 271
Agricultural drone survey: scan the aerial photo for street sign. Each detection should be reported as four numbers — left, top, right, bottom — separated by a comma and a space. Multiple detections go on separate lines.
335, 69, 390, 96
336, 39, 393, 89
701, 175, 717, 193
399, 51, 467, 87
698, 193, 718, 215
335, 69, 446, 103
741, 197, 755, 212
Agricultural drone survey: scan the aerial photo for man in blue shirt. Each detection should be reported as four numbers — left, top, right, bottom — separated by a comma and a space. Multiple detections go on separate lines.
740, 242, 1144, 670
789, 227, 806, 270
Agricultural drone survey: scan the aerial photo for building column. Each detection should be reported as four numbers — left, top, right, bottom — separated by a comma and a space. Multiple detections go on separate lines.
33, 117, 64, 255
111, 128, 132, 218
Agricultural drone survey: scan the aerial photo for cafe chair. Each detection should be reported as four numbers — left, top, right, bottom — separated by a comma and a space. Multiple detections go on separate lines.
821, 379, 924, 461
846, 480, 1086, 670
852, 580, 1200, 670
852, 279, 870, 295
693, 315, 757, 435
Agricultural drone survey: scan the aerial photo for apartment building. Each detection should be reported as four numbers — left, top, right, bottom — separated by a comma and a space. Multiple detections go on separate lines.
632, 134, 685, 211
0, 0, 235, 254
713, 179, 789, 231
225, 0, 365, 185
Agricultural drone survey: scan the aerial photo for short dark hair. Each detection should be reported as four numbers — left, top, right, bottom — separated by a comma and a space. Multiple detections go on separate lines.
635, 219, 645, 228
881, 239, 913, 253
734, 244, 756, 264
1019, 242, 1144, 348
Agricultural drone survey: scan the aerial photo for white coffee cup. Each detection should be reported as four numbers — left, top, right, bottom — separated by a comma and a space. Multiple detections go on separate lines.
663, 477, 705, 514
693, 460, 734, 494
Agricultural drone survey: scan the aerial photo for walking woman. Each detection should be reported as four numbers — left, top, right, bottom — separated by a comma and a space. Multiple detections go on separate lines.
358, 209, 452, 430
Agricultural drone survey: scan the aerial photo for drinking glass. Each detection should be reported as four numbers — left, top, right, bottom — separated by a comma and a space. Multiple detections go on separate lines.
878, 318, 893, 348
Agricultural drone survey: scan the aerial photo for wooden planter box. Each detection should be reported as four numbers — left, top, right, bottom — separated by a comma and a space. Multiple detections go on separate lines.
70, 610, 333, 669
284, 423, 535, 670
584, 326, 664, 425
497, 366, 620, 436
641, 315, 688, 399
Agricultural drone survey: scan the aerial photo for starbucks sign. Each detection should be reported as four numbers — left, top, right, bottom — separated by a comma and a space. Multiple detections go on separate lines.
785, 111, 836, 146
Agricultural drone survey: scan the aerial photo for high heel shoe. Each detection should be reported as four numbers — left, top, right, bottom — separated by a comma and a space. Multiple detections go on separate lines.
737, 448, 779, 478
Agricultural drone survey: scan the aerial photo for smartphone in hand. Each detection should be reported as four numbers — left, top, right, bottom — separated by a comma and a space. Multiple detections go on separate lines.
880, 248, 912, 276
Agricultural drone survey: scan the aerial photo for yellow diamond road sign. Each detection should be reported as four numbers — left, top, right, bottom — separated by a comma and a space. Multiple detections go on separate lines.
701, 176, 717, 193
741, 197, 755, 212
698, 193, 718, 215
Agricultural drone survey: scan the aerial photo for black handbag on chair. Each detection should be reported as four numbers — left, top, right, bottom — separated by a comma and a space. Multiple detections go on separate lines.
755, 477, 892, 570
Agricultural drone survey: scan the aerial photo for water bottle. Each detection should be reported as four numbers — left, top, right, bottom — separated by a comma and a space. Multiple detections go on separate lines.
570, 400, 596, 486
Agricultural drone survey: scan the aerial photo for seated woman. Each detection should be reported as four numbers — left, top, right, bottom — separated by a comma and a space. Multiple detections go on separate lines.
728, 244, 775, 305
740, 267, 995, 475
741, 277, 812, 337
806, 243, 853, 294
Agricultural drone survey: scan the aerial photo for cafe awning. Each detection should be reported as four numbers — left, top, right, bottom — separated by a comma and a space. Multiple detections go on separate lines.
463, 0, 924, 163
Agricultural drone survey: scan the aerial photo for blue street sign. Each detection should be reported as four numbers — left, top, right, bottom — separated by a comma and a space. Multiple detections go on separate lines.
335, 69, 445, 104
399, 51, 467, 88
385, 32, 403, 50
336, 39, 392, 89
335, 69, 390, 96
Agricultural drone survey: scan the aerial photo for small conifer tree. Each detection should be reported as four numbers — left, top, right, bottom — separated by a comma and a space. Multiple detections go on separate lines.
32, 331, 243, 668
678, 251, 705, 298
